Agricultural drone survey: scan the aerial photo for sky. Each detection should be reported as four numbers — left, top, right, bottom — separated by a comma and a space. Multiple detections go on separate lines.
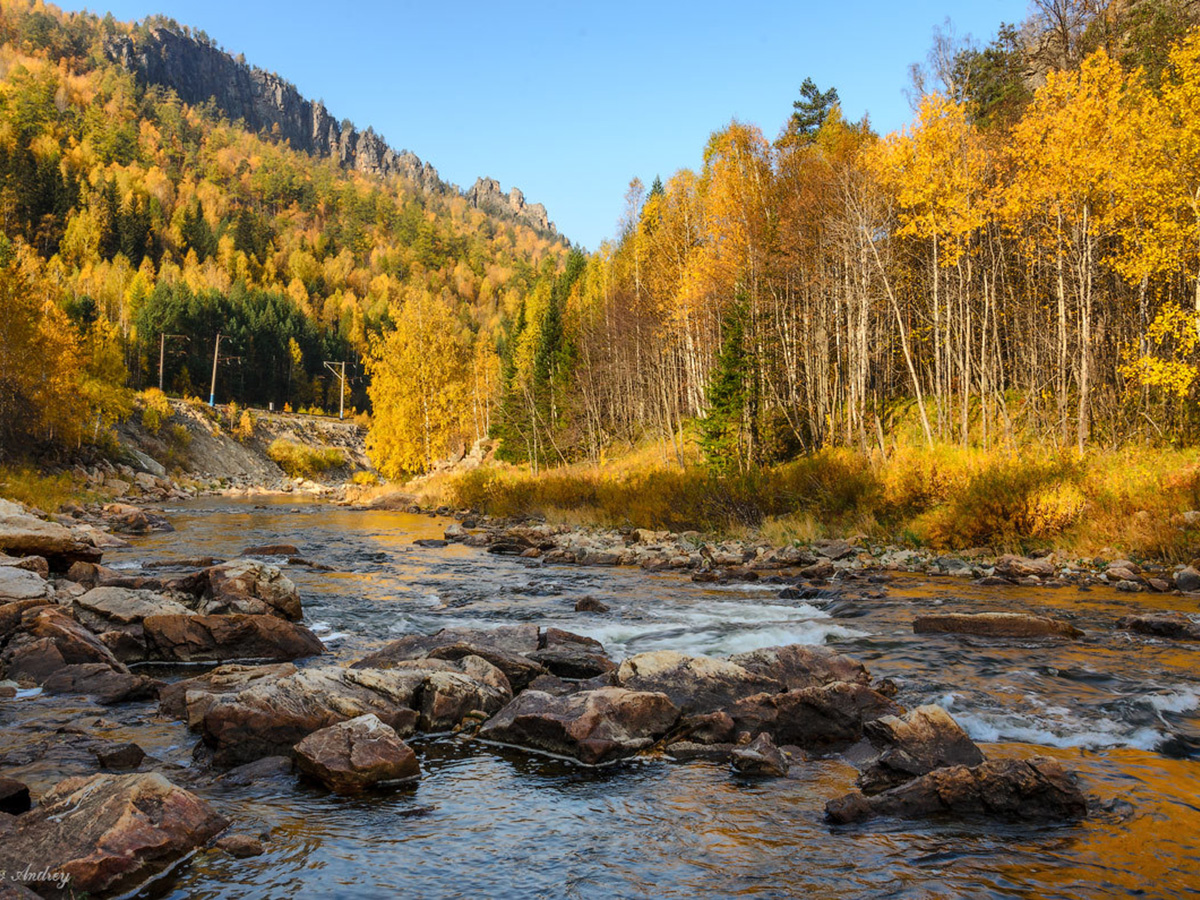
73, 0, 1031, 249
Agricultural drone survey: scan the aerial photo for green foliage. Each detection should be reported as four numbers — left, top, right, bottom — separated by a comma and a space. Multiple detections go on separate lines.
789, 77, 840, 141
267, 439, 345, 478
699, 300, 752, 471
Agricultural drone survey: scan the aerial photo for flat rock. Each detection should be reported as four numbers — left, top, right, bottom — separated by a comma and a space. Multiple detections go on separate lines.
1117, 612, 1200, 641
729, 644, 871, 690
731, 733, 789, 777
201, 558, 301, 620
858, 705, 985, 794
215, 834, 265, 857
527, 628, 615, 679
615, 651, 781, 716
158, 662, 298, 725
143, 613, 324, 662
0, 567, 51, 602
242, 543, 300, 556
729, 682, 898, 750
76, 586, 193, 626
993, 555, 1055, 579
0, 773, 226, 898
0, 514, 101, 571
41, 663, 158, 704
351, 625, 545, 689
913, 612, 1082, 639
478, 686, 680, 765
826, 757, 1088, 824
295, 714, 420, 793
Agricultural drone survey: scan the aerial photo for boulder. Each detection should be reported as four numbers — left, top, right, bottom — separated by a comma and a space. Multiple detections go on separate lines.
158, 662, 297, 724
729, 682, 897, 750
0, 514, 101, 571
143, 613, 325, 662
0, 567, 51, 603
0, 773, 226, 898
615, 651, 782, 715
858, 705, 985, 794
0, 599, 51, 641
730, 733, 789, 777
478, 686, 680, 765
1117, 613, 1200, 642
41, 664, 158, 704
913, 612, 1082, 639
527, 628, 615, 679
993, 555, 1055, 579
76, 586, 192, 626
729, 644, 871, 690
295, 714, 420, 793
1, 606, 138, 696
1174, 566, 1200, 593
351, 625, 544, 689
825, 757, 1088, 825
201, 558, 301, 620
95, 741, 145, 769
201, 659, 509, 765
416, 655, 512, 730
0, 552, 49, 578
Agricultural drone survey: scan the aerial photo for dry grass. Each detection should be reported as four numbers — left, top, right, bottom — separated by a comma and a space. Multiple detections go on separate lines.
424, 440, 1200, 561
0, 465, 81, 513
266, 440, 346, 479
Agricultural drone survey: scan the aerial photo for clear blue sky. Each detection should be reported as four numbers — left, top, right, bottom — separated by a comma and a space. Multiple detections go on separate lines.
74, 1, 1030, 249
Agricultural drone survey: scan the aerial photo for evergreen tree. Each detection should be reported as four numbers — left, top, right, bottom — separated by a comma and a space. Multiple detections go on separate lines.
699, 299, 750, 471
790, 78, 839, 141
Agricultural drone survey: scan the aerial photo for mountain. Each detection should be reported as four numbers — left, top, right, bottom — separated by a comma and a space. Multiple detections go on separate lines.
103, 25, 555, 233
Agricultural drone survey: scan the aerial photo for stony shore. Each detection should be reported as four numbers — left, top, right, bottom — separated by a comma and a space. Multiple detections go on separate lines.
0, 484, 1187, 897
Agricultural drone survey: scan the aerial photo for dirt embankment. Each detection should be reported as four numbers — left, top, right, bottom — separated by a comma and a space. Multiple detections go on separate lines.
114, 400, 370, 493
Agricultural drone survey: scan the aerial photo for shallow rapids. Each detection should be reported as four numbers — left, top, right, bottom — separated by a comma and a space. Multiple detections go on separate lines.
5, 496, 1200, 898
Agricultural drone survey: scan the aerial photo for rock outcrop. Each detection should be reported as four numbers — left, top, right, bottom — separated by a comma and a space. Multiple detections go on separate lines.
143, 613, 325, 662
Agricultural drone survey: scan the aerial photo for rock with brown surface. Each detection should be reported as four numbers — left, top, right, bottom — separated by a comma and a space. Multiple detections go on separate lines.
158, 662, 298, 725
143, 613, 324, 662
825, 757, 1088, 825
1117, 612, 1200, 641
200, 558, 301, 620
729, 644, 872, 690
295, 714, 420, 793
41, 664, 158, 704
478, 686, 679, 765
214, 834, 265, 857
242, 543, 300, 556
527, 628, 615, 679
993, 555, 1056, 579
0, 552, 49, 579
731, 733, 789, 777
201, 658, 510, 765
0, 773, 226, 898
615, 651, 782, 716
0, 514, 102, 571
351, 625, 544, 689
729, 682, 898, 750
913, 612, 1082, 639
858, 705, 985, 794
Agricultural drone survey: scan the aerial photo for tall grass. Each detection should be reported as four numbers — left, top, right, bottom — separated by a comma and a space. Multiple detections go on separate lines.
0, 465, 80, 512
267, 440, 346, 478
439, 443, 1200, 560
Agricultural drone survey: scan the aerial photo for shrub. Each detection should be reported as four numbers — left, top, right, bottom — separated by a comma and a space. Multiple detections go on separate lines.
140, 388, 172, 433
351, 470, 379, 486
233, 409, 255, 442
267, 439, 345, 478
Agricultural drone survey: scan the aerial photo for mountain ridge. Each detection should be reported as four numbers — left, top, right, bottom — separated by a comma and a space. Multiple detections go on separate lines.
104, 25, 558, 235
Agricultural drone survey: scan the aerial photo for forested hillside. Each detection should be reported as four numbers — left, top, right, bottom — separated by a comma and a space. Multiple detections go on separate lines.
371, 0, 1200, 476
0, 0, 567, 463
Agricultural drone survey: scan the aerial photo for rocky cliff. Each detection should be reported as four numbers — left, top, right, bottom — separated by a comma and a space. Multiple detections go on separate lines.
105, 27, 556, 235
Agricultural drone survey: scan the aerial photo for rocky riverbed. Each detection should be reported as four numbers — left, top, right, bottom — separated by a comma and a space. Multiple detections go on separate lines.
0, 495, 1197, 897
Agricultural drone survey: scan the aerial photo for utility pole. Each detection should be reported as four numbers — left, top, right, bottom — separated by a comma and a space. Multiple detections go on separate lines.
324, 360, 346, 419
209, 333, 225, 407
158, 333, 187, 392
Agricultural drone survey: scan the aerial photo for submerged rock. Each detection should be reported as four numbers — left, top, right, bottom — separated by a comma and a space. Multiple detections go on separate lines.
825, 757, 1088, 825
295, 714, 420, 793
214, 834, 265, 857
731, 733, 789, 777
0, 773, 227, 898
913, 612, 1082, 639
242, 543, 300, 557
858, 705, 985, 794
478, 686, 679, 765
1117, 612, 1200, 641
575, 596, 610, 613
143, 613, 325, 662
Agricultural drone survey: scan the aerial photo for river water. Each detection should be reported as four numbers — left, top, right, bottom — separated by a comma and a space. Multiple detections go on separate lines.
7, 497, 1200, 898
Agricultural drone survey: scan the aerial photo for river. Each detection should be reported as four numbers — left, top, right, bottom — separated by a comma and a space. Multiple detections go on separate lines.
6, 496, 1200, 898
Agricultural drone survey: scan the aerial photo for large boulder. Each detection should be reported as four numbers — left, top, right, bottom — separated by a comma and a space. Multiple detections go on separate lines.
201, 559, 301, 620
913, 612, 1082, 639
0, 773, 226, 898
526, 628, 615, 679
353, 625, 544, 691
143, 613, 324, 663
1117, 612, 1200, 641
729, 682, 898, 750
478, 686, 679, 765
158, 662, 298, 725
0, 514, 101, 571
0, 567, 51, 603
201, 658, 510, 765
729, 644, 872, 690
75, 586, 193, 627
295, 714, 420, 793
615, 651, 781, 716
858, 705, 985, 794
825, 757, 1088, 824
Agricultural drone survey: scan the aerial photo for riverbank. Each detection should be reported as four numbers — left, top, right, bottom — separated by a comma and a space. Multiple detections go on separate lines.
0, 494, 1198, 896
